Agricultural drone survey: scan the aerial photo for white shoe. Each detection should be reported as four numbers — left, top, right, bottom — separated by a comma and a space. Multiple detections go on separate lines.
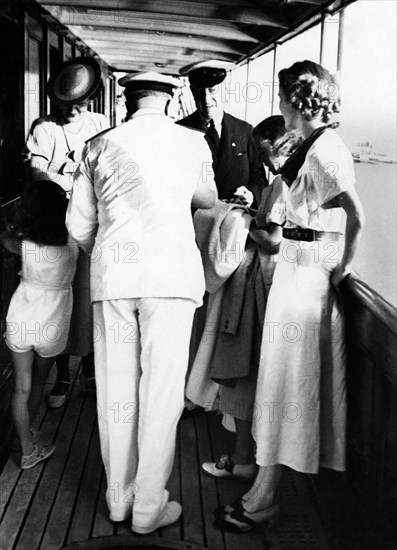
132, 501, 182, 534
21, 444, 56, 470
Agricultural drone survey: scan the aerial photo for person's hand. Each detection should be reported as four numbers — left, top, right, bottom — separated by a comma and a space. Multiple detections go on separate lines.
331, 264, 352, 288
228, 195, 249, 206
234, 186, 254, 207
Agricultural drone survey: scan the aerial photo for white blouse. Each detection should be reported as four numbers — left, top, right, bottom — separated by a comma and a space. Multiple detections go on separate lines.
286, 129, 355, 232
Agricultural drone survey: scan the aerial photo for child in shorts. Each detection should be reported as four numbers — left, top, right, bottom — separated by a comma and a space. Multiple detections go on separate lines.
1, 181, 78, 469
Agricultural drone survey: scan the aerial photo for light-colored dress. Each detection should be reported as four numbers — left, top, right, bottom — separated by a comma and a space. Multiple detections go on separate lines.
6, 239, 78, 357
253, 129, 355, 473
25, 111, 109, 171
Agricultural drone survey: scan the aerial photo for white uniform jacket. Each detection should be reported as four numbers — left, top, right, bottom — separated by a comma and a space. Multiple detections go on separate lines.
66, 111, 216, 307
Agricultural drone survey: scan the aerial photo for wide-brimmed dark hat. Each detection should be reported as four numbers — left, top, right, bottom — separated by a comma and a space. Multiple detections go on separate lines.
47, 57, 103, 106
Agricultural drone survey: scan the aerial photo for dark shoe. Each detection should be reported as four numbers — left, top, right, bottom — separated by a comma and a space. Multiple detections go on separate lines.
215, 498, 280, 532
181, 399, 200, 419
48, 380, 71, 408
202, 455, 257, 479
79, 373, 96, 393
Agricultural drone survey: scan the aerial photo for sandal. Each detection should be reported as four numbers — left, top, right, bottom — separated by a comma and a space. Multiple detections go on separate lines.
79, 373, 96, 393
215, 498, 280, 532
21, 444, 56, 470
48, 380, 71, 409
202, 455, 257, 479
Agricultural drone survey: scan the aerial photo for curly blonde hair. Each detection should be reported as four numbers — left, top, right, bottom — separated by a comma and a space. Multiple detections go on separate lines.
278, 60, 340, 123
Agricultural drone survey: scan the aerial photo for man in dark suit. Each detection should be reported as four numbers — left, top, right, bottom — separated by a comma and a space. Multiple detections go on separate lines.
177, 62, 268, 405
177, 60, 267, 206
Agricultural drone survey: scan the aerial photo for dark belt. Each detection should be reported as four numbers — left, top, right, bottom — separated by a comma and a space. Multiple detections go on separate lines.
282, 227, 340, 242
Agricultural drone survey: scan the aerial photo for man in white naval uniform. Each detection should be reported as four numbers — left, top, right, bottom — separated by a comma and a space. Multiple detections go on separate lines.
66, 72, 217, 533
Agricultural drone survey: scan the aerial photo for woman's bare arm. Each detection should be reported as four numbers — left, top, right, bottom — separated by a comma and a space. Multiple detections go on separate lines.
331, 187, 365, 286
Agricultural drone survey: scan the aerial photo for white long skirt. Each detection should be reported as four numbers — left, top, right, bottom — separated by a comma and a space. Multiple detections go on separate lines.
252, 238, 346, 473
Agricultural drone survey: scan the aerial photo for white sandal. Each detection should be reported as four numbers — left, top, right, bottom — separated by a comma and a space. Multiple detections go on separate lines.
21, 444, 56, 470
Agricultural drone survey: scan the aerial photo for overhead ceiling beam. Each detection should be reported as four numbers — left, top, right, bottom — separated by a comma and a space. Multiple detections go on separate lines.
40, 1, 289, 28
91, 43, 242, 59
283, 0, 325, 4
100, 50, 242, 64
65, 20, 262, 43
80, 33, 255, 55
44, 7, 270, 41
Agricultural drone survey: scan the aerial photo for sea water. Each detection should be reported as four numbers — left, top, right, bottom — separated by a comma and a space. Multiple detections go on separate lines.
353, 162, 397, 307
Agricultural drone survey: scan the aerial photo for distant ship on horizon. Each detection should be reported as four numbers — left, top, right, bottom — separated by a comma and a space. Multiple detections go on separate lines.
352, 141, 397, 164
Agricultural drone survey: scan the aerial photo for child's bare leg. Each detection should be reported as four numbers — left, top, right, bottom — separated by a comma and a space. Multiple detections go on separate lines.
11, 350, 35, 456
29, 355, 56, 423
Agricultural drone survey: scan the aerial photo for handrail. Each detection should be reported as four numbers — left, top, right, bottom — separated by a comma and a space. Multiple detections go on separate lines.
0, 197, 19, 209
341, 272, 397, 338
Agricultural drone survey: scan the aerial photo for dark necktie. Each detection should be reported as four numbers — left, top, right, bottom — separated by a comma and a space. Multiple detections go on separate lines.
205, 119, 220, 169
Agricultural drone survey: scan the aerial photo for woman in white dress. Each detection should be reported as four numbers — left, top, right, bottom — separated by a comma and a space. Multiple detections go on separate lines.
25, 58, 109, 407
217, 60, 365, 532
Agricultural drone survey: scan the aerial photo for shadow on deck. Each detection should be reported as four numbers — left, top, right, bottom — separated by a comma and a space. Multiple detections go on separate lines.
0, 359, 393, 550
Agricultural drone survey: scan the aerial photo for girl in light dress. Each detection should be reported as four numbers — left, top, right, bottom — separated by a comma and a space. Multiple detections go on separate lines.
1, 181, 78, 469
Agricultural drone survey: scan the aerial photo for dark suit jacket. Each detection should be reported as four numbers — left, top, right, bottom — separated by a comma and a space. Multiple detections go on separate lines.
177, 111, 267, 206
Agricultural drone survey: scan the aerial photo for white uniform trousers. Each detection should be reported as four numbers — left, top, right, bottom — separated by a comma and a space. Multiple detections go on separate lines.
93, 297, 196, 529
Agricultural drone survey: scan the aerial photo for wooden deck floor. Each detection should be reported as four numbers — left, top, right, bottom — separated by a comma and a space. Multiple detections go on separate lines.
0, 359, 331, 550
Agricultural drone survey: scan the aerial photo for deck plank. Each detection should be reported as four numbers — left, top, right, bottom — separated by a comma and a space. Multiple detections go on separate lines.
178, 415, 205, 546
0, 375, 334, 550
15, 382, 85, 550
0, 371, 81, 550
0, 461, 42, 550
91, 472, 115, 538
40, 393, 98, 548
159, 423, 182, 541
194, 411, 225, 550
67, 421, 102, 544
207, 411, 266, 550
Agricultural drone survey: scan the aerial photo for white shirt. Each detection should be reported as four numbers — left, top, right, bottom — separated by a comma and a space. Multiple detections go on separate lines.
66, 111, 216, 306
199, 112, 223, 137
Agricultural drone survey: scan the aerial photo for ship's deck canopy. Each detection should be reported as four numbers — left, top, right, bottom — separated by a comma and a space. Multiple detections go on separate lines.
32, 0, 348, 74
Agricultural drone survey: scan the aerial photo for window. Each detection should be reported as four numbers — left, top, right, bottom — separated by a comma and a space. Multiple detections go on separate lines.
26, 37, 42, 135
320, 12, 340, 74
224, 64, 248, 120
273, 23, 322, 116
338, 0, 397, 305
245, 51, 275, 127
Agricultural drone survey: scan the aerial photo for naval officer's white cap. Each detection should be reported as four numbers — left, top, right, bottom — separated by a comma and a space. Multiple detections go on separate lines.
118, 71, 182, 94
